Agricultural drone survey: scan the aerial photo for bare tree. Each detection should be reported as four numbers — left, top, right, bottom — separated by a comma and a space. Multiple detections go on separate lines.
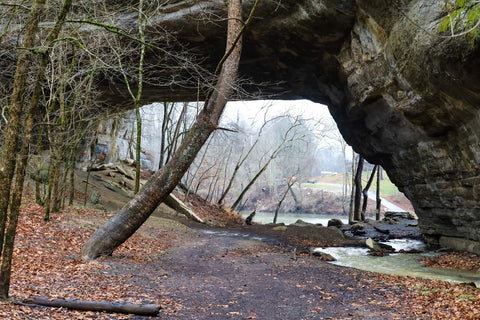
81, 0, 258, 260
216, 115, 281, 205
0, 0, 75, 300
230, 116, 305, 211
273, 175, 297, 223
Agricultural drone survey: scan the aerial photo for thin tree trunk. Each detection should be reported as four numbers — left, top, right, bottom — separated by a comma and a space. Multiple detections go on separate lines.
158, 102, 169, 169
134, 0, 146, 194
353, 155, 364, 222
35, 121, 47, 205
165, 102, 188, 165
230, 158, 272, 211
361, 165, 377, 220
273, 180, 295, 224
69, 159, 75, 206
289, 187, 299, 207
348, 153, 356, 224
0, 0, 48, 300
82, 0, 255, 260
376, 165, 382, 220
52, 90, 67, 213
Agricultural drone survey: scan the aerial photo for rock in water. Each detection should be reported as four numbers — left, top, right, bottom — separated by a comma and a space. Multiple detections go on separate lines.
312, 251, 336, 261
365, 238, 383, 252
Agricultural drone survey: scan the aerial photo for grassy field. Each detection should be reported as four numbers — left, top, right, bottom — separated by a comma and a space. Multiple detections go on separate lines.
306, 171, 402, 197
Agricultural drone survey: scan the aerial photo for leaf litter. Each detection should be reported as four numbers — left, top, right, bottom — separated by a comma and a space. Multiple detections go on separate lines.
1, 196, 479, 319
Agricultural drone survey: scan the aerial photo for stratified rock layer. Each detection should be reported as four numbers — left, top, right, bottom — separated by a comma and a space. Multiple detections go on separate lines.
333, 0, 480, 253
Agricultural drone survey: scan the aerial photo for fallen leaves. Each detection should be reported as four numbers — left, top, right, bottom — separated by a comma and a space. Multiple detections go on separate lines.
421, 252, 480, 271
3, 197, 176, 319
3, 195, 480, 319
365, 273, 480, 320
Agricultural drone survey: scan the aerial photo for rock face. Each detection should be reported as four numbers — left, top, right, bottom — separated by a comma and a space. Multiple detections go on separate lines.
331, 1, 480, 253
104, 0, 479, 253
116, 0, 478, 253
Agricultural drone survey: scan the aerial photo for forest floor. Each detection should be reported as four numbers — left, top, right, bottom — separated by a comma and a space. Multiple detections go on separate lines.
1, 191, 480, 319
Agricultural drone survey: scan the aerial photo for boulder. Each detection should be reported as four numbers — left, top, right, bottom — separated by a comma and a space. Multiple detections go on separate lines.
312, 251, 336, 261
327, 218, 344, 228
293, 219, 313, 226
350, 223, 367, 236
365, 238, 383, 252
384, 212, 415, 221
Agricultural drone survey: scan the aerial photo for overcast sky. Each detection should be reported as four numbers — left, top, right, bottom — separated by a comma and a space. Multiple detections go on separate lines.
222, 99, 333, 125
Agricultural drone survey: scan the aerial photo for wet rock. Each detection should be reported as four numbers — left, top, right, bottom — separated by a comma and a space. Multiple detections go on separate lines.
350, 222, 367, 236
293, 219, 313, 226
366, 238, 383, 252
366, 238, 395, 256
327, 218, 344, 228
312, 251, 336, 261
340, 215, 422, 242
384, 211, 415, 222
327, 226, 346, 239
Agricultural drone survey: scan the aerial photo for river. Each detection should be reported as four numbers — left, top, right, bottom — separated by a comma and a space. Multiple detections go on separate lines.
241, 211, 348, 226
241, 212, 480, 286
315, 240, 480, 286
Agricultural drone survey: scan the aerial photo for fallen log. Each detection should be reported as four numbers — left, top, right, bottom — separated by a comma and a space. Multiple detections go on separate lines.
164, 193, 204, 223
22, 297, 161, 316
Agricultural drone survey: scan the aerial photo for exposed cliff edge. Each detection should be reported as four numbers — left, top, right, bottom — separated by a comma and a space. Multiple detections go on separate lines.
4, 0, 480, 253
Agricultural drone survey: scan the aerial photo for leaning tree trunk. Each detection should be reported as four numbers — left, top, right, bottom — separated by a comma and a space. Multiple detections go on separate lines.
361, 165, 378, 221
81, 0, 254, 260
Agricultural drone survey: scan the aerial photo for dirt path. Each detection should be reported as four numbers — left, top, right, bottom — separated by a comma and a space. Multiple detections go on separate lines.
106, 228, 407, 319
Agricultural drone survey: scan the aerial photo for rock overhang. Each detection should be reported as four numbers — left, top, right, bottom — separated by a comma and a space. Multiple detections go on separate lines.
106, 0, 480, 253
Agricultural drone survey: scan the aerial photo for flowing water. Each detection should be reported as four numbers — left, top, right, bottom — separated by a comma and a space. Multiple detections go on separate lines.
241, 211, 348, 226
315, 239, 480, 285
240, 212, 480, 285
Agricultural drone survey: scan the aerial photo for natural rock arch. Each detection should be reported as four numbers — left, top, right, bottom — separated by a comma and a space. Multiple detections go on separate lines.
103, 1, 479, 253
4, 0, 479, 253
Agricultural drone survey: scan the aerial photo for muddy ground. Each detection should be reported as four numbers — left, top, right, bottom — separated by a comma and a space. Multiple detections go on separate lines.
141, 224, 406, 319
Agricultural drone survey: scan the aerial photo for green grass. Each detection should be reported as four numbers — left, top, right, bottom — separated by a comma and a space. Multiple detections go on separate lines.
309, 172, 402, 197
